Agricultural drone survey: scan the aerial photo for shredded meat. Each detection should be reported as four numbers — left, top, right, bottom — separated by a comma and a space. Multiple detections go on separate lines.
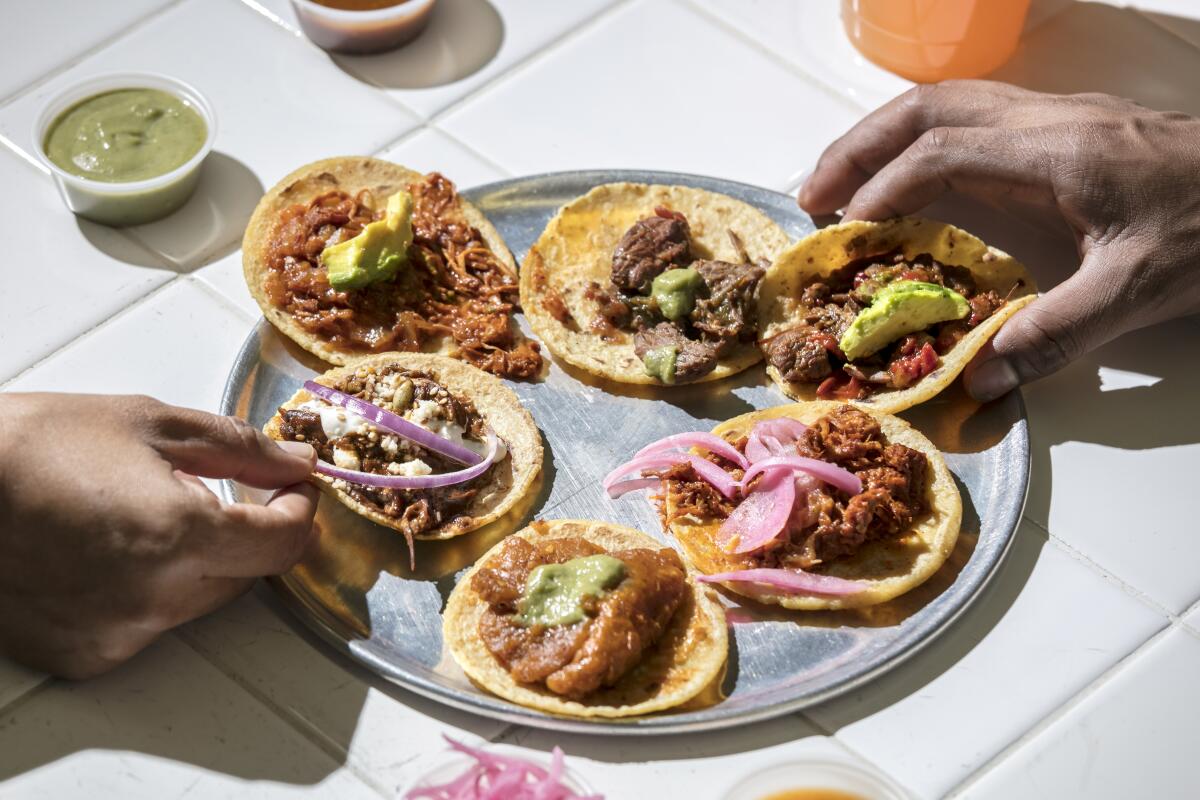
263, 173, 541, 380
633, 322, 722, 382
610, 207, 692, 294
473, 533, 687, 698
690, 259, 766, 350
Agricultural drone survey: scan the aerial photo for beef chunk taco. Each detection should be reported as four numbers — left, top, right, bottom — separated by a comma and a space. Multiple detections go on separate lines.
520, 183, 790, 385
758, 217, 1036, 413
264, 353, 542, 557
606, 402, 961, 610
244, 157, 542, 379
443, 519, 727, 718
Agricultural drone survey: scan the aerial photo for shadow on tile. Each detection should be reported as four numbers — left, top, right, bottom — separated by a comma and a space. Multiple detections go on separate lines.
331, 0, 504, 92
79, 151, 264, 272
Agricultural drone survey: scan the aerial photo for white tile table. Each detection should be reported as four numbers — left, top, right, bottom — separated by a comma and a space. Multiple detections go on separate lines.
2, 0, 1198, 797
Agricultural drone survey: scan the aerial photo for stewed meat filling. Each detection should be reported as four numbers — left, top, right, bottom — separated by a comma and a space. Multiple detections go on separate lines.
472, 531, 687, 698
264, 172, 542, 379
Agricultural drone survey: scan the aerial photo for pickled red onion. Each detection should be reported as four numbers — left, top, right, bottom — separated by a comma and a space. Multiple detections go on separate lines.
404, 736, 603, 799
697, 568, 866, 596
717, 468, 795, 554
633, 432, 749, 469
745, 418, 807, 463
603, 453, 739, 499
741, 456, 862, 496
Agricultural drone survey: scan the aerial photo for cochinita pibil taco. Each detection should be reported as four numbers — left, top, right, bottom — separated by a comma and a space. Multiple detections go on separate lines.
444, 519, 727, 718
520, 183, 790, 385
604, 402, 961, 610
758, 217, 1037, 414
264, 353, 542, 558
244, 157, 542, 378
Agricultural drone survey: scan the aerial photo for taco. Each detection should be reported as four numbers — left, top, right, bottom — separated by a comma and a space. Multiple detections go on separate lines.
264, 353, 542, 554
443, 519, 727, 718
520, 182, 791, 385
243, 156, 542, 379
605, 401, 961, 610
758, 217, 1036, 414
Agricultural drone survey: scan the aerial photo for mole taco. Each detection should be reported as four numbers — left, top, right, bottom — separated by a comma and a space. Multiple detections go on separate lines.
758, 217, 1036, 414
264, 353, 542, 561
604, 402, 961, 610
520, 183, 790, 385
244, 157, 542, 379
443, 519, 728, 718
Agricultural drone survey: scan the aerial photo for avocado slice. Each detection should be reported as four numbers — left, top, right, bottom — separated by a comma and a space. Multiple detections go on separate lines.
322, 189, 413, 291
839, 280, 969, 361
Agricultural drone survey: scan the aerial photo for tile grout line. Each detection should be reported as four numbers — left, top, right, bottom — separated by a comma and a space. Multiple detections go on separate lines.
0, 0, 192, 112
798, 712, 921, 798
187, 275, 259, 326
945, 619, 1177, 798
1132, 6, 1200, 57
0, 677, 52, 720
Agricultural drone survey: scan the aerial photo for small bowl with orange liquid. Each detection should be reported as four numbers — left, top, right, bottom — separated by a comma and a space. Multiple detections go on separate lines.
290, 0, 436, 54
841, 0, 1031, 82
722, 758, 908, 800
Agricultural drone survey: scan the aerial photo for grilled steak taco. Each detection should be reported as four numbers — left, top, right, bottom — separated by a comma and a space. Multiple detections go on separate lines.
264, 353, 541, 556
244, 157, 542, 378
520, 183, 790, 385
759, 217, 1036, 413
605, 402, 961, 610
444, 519, 727, 718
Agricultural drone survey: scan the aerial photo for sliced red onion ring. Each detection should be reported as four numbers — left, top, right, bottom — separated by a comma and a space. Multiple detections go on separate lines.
303, 380, 482, 466
741, 456, 862, 496
603, 453, 739, 499
633, 432, 749, 469
698, 568, 866, 596
745, 418, 807, 464
605, 477, 662, 499
717, 469, 795, 553
755, 418, 808, 441
315, 430, 498, 490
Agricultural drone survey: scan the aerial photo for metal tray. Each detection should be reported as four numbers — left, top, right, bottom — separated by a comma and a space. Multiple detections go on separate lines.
219, 170, 1029, 735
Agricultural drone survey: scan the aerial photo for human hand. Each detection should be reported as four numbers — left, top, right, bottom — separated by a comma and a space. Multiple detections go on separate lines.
0, 393, 319, 679
798, 80, 1200, 400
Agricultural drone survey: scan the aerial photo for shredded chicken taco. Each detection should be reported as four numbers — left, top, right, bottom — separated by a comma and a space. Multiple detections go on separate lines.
520, 182, 790, 385
244, 156, 542, 379
605, 402, 961, 610
758, 217, 1036, 413
264, 354, 542, 557
443, 519, 727, 718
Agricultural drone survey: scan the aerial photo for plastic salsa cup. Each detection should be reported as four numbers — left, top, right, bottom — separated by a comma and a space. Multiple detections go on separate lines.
34, 72, 217, 227
289, 0, 437, 54
721, 757, 908, 800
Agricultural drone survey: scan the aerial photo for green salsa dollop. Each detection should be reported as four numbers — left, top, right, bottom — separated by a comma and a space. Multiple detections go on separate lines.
514, 554, 626, 627
43, 88, 207, 183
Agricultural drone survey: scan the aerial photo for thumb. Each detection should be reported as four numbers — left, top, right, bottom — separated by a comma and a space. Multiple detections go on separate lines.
148, 406, 317, 489
965, 261, 1121, 402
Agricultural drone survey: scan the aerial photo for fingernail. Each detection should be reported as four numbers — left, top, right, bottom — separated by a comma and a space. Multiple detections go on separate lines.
277, 440, 315, 461
969, 358, 1020, 402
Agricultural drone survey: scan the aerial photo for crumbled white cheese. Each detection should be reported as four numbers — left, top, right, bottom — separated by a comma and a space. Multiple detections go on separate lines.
332, 444, 360, 471
404, 398, 506, 462
380, 435, 400, 455
386, 459, 433, 477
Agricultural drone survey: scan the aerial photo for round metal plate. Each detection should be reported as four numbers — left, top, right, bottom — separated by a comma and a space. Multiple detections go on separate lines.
219, 170, 1029, 735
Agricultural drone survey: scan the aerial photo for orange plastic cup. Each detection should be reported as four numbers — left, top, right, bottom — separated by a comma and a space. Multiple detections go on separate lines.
842, 0, 1031, 83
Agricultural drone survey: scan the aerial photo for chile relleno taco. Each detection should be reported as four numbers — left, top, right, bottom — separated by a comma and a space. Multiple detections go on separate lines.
520, 182, 790, 385
244, 157, 542, 379
443, 519, 727, 718
264, 353, 542, 555
758, 217, 1036, 414
605, 402, 961, 610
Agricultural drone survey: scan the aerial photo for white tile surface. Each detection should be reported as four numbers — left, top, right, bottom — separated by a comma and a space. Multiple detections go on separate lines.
440, 0, 862, 191
496, 716, 907, 799
1022, 316, 1200, 614
962, 627, 1200, 800
805, 522, 1167, 799
0, 0, 176, 103
193, 250, 262, 320
0, 0, 418, 270
0, 152, 174, 384
0, 635, 379, 799
244, 0, 618, 119
179, 590, 506, 796
0, 660, 45, 712
5, 279, 253, 413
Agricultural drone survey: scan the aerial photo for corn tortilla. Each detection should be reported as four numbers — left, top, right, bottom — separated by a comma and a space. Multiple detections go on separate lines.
521, 182, 791, 385
264, 353, 541, 541
443, 519, 728, 718
759, 217, 1037, 414
665, 401, 962, 610
243, 156, 519, 367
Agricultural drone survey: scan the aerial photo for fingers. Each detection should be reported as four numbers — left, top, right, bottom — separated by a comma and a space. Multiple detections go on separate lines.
798, 81, 1037, 214
965, 261, 1124, 401
843, 126, 1057, 220
201, 482, 320, 578
145, 404, 316, 489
